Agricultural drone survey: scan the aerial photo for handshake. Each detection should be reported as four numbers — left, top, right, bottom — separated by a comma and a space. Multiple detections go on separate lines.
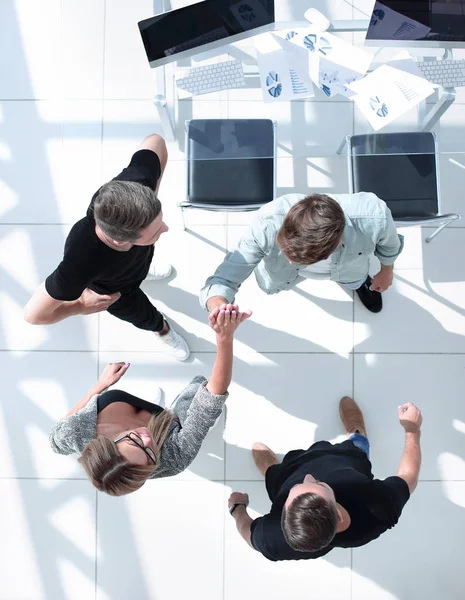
208, 303, 252, 339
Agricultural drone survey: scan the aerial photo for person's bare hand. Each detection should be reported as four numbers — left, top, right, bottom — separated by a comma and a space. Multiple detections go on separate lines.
79, 288, 121, 314
228, 492, 249, 511
398, 402, 423, 434
370, 266, 394, 293
209, 303, 252, 339
98, 362, 130, 389
206, 295, 228, 313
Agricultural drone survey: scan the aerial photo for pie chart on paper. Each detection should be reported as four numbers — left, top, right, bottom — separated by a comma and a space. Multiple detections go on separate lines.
303, 34, 332, 56
371, 9, 385, 26
285, 31, 298, 40
266, 71, 282, 98
369, 96, 389, 117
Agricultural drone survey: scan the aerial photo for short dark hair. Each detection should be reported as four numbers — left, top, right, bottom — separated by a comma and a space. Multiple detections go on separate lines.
94, 180, 162, 242
281, 492, 339, 552
276, 194, 345, 264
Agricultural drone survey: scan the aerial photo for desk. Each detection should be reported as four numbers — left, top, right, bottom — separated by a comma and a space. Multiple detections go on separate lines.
151, 12, 458, 141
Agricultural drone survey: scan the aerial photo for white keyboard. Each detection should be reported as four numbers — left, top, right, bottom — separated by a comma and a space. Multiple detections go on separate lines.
417, 59, 465, 88
175, 59, 246, 98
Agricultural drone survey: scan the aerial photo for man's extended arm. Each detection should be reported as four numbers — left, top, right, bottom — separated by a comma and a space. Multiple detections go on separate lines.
24, 283, 83, 325
231, 504, 254, 548
24, 283, 121, 325
396, 402, 422, 494
199, 218, 273, 310
374, 202, 404, 266
370, 199, 404, 292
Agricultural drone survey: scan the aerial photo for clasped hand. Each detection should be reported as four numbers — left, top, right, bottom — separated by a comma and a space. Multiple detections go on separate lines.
209, 303, 252, 338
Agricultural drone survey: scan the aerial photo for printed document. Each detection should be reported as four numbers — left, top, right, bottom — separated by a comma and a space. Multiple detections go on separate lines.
348, 55, 435, 130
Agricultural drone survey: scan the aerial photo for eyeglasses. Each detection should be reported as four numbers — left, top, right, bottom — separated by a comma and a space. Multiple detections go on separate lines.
114, 432, 156, 465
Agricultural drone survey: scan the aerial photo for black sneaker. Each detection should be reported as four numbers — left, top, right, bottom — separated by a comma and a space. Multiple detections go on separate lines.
355, 276, 382, 313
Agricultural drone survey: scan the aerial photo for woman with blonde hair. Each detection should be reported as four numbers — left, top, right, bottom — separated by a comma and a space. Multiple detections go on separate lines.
49, 304, 250, 496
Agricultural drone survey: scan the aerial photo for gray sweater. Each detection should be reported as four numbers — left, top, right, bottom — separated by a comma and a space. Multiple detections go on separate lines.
49, 376, 228, 479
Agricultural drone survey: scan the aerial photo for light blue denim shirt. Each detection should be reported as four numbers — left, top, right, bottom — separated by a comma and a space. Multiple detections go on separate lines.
200, 192, 404, 308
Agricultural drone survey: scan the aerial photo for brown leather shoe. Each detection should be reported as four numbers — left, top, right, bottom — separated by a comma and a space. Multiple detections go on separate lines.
252, 442, 278, 476
339, 396, 367, 437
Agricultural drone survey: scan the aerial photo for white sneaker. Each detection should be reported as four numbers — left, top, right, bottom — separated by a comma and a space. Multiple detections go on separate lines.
156, 321, 190, 361
145, 260, 173, 281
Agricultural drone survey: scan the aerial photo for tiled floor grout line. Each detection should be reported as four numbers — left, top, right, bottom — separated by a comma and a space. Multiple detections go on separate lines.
348, 5, 355, 560
350, 548, 354, 600
222, 435, 227, 600
94, 490, 99, 600
0, 477, 460, 482
95, 2, 106, 595
2, 350, 464, 355
349, 12, 355, 580
6, 98, 465, 107
352, 290, 355, 400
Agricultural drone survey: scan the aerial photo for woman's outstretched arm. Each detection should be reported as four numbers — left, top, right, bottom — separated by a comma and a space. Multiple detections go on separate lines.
65, 362, 130, 416
206, 304, 252, 395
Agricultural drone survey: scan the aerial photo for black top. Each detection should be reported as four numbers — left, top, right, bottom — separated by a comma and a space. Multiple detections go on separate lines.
97, 389, 164, 416
45, 150, 161, 301
250, 440, 410, 562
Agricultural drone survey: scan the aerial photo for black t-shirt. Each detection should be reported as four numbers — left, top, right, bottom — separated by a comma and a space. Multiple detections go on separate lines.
97, 389, 164, 416
250, 440, 410, 562
45, 150, 161, 301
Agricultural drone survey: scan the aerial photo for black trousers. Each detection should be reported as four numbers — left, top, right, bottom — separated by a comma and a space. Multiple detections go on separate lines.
106, 287, 164, 332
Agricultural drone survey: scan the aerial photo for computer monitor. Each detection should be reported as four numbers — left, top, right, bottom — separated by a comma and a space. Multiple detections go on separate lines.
365, 0, 465, 48
139, 0, 275, 68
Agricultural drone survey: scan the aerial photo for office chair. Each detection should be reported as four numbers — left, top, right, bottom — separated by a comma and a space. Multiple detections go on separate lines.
179, 119, 276, 228
344, 132, 460, 243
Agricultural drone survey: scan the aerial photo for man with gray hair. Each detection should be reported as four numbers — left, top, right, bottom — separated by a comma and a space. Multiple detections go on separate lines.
24, 134, 189, 361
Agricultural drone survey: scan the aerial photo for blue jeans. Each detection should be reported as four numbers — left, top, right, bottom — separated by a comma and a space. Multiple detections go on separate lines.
349, 433, 370, 458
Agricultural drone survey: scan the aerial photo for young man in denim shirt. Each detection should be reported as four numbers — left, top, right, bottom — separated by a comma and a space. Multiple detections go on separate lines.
201, 192, 404, 314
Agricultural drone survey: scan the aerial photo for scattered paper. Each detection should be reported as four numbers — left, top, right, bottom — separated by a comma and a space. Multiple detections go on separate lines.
367, 1, 431, 41
348, 60, 435, 131
386, 49, 439, 88
318, 58, 363, 98
275, 26, 373, 98
257, 48, 314, 102
279, 26, 373, 75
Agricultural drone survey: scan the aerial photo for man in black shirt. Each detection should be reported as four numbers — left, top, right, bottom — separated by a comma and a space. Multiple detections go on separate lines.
228, 397, 422, 561
24, 134, 189, 361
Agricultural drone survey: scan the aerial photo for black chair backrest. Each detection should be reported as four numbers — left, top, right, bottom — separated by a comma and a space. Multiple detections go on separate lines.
187, 119, 274, 205
350, 132, 439, 218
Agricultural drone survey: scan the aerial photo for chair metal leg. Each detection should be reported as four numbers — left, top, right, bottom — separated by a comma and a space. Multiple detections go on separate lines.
180, 207, 187, 231
336, 136, 347, 156
425, 219, 453, 243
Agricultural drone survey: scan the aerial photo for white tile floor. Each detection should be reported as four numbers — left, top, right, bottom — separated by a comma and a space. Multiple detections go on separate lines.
1, 1, 465, 598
